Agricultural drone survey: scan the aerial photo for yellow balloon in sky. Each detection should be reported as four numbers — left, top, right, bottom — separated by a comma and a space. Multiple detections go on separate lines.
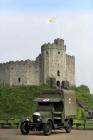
48, 17, 56, 24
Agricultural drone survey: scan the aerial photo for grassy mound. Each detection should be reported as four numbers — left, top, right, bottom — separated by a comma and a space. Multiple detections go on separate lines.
0, 84, 93, 120
75, 85, 93, 110
0, 85, 48, 119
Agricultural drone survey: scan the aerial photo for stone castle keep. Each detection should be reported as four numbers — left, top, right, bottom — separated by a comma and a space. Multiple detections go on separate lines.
0, 38, 75, 86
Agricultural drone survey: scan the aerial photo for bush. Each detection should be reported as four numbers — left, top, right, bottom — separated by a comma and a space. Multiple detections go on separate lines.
76, 107, 86, 120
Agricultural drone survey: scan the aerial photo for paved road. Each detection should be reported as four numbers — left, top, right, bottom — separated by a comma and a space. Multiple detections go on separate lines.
0, 129, 93, 140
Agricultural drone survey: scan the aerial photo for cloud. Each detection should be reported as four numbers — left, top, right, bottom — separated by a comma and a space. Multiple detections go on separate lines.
0, 11, 93, 92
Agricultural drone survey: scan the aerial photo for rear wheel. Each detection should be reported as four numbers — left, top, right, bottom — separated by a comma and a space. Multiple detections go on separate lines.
65, 121, 72, 133
20, 122, 29, 135
43, 120, 52, 136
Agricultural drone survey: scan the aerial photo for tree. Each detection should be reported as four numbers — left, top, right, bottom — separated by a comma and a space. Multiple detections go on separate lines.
77, 85, 90, 93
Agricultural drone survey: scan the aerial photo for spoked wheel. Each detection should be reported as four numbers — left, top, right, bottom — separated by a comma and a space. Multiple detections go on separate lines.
43, 120, 52, 136
20, 122, 29, 135
65, 121, 72, 133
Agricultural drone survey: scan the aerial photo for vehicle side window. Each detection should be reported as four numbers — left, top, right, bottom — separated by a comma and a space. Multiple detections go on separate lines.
54, 102, 63, 112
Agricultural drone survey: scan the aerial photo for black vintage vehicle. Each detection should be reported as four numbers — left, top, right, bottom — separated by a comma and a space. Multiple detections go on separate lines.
20, 88, 76, 136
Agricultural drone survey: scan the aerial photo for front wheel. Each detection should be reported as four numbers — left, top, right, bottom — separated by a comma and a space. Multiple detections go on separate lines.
65, 121, 72, 133
43, 120, 52, 136
20, 122, 29, 135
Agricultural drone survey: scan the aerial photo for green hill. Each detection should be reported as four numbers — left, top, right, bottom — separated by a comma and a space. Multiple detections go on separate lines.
0, 84, 93, 119
0, 85, 48, 119
75, 85, 93, 110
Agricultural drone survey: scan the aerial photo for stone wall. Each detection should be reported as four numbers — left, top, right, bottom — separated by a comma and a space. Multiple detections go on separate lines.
0, 63, 10, 85
9, 60, 41, 86
66, 55, 75, 85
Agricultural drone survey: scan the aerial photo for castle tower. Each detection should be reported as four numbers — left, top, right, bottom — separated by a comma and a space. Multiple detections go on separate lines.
41, 38, 67, 86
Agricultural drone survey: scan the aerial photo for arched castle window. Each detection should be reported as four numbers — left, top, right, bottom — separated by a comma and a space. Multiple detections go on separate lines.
56, 81, 60, 87
58, 51, 60, 54
18, 77, 21, 83
57, 70, 60, 76
46, 51, 48, 54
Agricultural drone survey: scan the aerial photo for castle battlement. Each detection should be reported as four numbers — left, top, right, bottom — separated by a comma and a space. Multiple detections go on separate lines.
41, 38, 66, 52
0, 60, 36, 65
66, 54, 75, 59
54, 38, 64, 45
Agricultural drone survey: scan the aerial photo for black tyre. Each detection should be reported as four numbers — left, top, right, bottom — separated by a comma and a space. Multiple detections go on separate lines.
20, 122, 29, 135
65, 121, 72, 133
43, 120, 52, 136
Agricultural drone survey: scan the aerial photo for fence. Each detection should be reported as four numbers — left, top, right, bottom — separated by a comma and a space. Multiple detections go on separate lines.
74, 119, 93, 129
0, 118, 19, 128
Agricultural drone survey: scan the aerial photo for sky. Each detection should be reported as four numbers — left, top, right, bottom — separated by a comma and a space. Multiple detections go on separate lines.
0, 0, 93, 93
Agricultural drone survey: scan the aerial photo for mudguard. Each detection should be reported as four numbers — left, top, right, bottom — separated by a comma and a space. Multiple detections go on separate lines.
20, 117, 30, 123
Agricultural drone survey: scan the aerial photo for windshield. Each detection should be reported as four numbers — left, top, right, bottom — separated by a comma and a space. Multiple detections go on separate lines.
37, 102, 53, 111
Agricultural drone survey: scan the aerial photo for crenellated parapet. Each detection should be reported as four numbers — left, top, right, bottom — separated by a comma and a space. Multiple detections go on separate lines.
41, 38, 66, 52
66, 54, 75, 66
